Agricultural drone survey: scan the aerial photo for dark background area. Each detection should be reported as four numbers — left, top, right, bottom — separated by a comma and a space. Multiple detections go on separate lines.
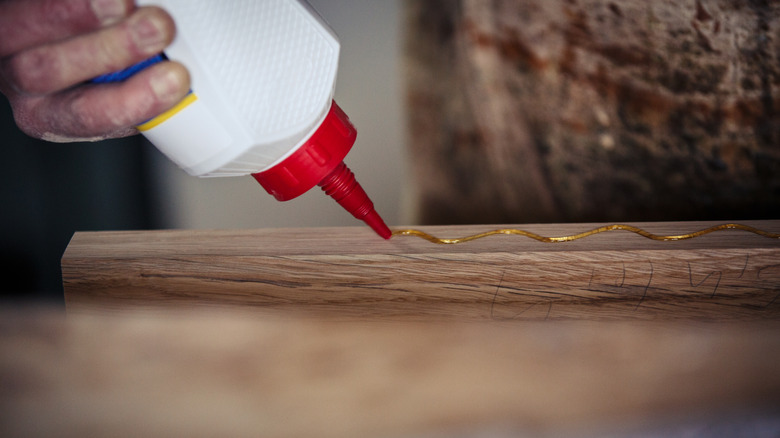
0, 96, 166, 304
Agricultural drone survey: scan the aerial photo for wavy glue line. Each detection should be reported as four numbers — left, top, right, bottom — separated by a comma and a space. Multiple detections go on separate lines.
390, 223, 780, 244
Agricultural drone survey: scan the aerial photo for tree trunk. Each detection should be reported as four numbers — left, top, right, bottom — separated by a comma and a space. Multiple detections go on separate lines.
405, 0, 780, 225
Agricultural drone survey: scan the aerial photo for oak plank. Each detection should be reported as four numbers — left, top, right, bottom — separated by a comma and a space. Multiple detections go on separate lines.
62, 221, 780, 320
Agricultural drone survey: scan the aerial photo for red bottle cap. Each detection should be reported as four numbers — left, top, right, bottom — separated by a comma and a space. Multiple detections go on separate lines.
252, 101, 391, 239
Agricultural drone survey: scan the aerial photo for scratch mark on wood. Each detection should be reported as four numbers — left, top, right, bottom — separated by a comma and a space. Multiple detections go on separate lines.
710, 276, 722, 298
757, 264, 780, 280
765, 292, 780, 309
688, 262, 722, 298
634, 261, 654, 311
515, 303, 539, 319
739, 254, 750, 278
587, 262, 625, 291
588, 268, 595, 289
490, 270, 506, 320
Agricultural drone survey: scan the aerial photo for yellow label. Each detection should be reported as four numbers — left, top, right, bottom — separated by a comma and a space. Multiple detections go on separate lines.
137, 92, 198, 132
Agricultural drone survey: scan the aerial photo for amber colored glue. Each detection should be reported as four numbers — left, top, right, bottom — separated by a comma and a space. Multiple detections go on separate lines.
390, 223, 780, 244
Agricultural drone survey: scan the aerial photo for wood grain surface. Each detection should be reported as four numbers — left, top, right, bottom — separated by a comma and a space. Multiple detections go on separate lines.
2, 309, 779, 438
63, 220, 780, 320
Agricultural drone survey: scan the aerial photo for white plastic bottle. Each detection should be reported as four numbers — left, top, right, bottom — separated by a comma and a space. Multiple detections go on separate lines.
103, 0, 390, 238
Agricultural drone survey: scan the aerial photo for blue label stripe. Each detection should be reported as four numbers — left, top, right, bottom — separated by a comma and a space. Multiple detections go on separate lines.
91, 53, 167, 83
90, 53, 194, 127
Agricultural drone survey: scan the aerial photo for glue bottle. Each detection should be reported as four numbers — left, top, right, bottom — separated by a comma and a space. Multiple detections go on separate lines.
95, 0, 391, 238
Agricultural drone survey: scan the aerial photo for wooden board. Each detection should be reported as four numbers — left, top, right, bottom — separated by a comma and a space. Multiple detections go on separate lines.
2, 309, 779, 437
62, 220, 780, 320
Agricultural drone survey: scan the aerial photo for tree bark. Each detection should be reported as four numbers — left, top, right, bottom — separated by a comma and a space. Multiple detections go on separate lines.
405, 0, 780, 225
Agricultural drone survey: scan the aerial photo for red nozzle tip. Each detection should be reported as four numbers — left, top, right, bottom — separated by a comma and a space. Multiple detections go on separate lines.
319, 162, 391, 239
363, 209, 392, 239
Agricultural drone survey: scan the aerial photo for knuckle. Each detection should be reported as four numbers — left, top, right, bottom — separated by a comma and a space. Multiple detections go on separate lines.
109, 94, 152, 127
93, 34, 125, 72
72, 85, 146, 131
68, 91, 100, 130
47, 0, 86, 24
2, 48, 61, 95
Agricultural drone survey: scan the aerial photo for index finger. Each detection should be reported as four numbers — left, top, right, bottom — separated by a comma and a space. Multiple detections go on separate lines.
0, 0, 134, 57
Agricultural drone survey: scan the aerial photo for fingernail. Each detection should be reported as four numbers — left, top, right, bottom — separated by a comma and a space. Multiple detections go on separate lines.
150, 67, 185, 101
91, 0, 127, 25
131, 14, 168, 55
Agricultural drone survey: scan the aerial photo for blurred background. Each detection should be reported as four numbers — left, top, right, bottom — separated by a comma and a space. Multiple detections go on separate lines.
0, 0, 406, 302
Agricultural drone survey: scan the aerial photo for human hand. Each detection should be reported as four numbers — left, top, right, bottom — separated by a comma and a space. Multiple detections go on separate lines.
0, 0, 190, 142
